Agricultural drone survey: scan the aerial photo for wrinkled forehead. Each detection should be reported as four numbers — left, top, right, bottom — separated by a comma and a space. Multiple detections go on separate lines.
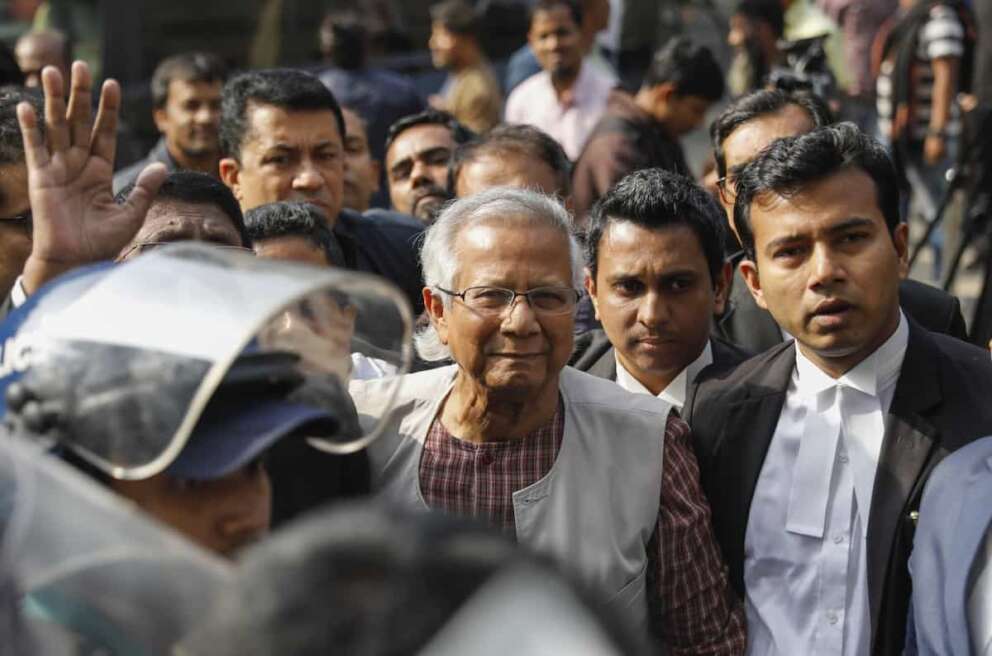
137, 200, 241, 241
242, 102, 342, 150
451, 215, 575, 282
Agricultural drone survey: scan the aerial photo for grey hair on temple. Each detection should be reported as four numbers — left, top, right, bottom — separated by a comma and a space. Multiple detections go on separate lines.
416, 186, 584, 362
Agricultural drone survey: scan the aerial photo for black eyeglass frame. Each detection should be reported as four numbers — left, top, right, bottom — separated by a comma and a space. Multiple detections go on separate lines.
435, 285, 582, 316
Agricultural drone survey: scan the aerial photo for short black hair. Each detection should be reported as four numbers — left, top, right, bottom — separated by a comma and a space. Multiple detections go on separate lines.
449, 124, 572, 196
319, 10, 367, 70
150, 52, 227, 110
710, 88, 833, 179
220, 69, 346, 160
0, 86, 43, 166
116, 171, 251, 247
384, 109, 474, 159
733, 123, 902, 260
642, 37, 724, 102
587, 168, 727, 283
430, 0, 480, 36
529, 0, 583, 29
735, 0, 785, 38
245, 202, 336, 263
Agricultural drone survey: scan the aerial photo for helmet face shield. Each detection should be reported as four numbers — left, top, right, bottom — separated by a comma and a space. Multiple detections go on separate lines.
1, 243, 414, 479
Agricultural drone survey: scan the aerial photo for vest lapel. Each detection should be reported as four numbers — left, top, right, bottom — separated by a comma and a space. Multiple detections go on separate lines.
866, 324, 941, 649
946, 458, 992, 655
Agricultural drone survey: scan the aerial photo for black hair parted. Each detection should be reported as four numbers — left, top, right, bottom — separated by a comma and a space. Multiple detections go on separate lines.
151, 52, 227, 109
384, 108, 475, 158
115, 170, 250, 247
642, 37, 724, 102
0, 86, 42, 166
710, 88, 833, 179
587, 168, 727, 283
449, 123, 572, 196
220, 69, 346, 160
529, 0, 583, 29
244, 201, 336, 263
732, 122, 902, 260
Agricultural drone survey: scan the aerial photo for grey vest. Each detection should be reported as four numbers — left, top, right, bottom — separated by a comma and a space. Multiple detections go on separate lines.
350, 365, 669, 626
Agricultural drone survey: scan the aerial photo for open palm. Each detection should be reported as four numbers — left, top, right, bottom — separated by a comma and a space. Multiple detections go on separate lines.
19, 62, 167, 292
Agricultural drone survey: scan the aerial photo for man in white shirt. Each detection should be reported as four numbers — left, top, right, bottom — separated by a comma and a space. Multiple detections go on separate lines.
504, 0, 616, 159
570, 168, 748, 409
684, 123, 992, 655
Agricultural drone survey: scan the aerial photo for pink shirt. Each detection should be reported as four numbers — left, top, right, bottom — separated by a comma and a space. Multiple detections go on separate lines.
504, 62, 616, 160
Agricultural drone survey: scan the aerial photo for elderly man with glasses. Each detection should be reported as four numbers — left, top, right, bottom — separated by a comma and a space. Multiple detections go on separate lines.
350, 187, 746, 654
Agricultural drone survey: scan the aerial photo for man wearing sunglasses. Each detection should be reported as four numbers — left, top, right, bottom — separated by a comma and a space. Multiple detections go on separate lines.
350, 187, 746, 653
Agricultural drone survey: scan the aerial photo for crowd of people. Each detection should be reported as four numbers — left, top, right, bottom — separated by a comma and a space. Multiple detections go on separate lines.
1, 0, 992, 654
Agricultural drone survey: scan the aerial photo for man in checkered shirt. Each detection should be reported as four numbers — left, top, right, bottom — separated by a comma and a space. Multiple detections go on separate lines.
351, 187, 745, 654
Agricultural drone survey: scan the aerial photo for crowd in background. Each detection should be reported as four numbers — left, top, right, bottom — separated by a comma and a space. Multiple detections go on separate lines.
1, 0, 992, 654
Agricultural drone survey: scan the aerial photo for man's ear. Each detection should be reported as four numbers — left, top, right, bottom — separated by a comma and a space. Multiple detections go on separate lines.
893, 222, 910, 279
218, 158, 243, 201
738, 257, 768, 310
713, 260, 732, 316
152, 107, 168, 135
423, 287, 450, 346
583, 267, 601, 321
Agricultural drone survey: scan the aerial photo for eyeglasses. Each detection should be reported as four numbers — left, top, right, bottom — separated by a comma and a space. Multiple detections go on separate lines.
0, 210, 32, 230
437, 285, 581, 316
716, 174, 738, 205
118, 241, 254, 261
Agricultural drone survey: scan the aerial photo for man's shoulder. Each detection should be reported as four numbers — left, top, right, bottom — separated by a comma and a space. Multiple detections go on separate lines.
350, 364, 456, 410
926, 435, 992, 503
561, 366, 669, 415
507, 71, 550, 103
692, 341, 794, 405
342, 208, 424, 240
569, 329, 614, 369
898, 278, 966, 338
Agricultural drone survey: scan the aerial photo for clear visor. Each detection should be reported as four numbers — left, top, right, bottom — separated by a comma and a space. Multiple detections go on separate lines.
0, 435, 233, 654
9, 243, 413, 479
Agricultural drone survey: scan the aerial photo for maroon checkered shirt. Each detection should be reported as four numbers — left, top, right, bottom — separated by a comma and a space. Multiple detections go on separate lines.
420, 401, 746, 655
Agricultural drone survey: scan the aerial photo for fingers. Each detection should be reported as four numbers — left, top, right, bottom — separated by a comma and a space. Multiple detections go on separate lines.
121, 162, 168, 227
16, 100, 49, 171
91, 78, 121, 165
66, 61, 94, 150
41, 66, 69, 154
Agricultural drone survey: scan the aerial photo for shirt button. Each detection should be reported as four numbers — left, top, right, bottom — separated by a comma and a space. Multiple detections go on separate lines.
834, 534, 845, 544
827, 611, 839, 625
838, 452, 849, 464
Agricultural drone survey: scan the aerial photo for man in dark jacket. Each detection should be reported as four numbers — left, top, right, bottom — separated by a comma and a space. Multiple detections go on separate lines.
571, 38, 723, 225
571, 168, 749, 408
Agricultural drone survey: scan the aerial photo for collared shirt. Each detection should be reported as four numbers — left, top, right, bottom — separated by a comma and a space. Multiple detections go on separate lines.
420, 401, 747, 655
504, 63, 616, 160
615, 340, 713, 411
745, 312, 909, 655
10, 275, 27, 308
970, 528, 992, 655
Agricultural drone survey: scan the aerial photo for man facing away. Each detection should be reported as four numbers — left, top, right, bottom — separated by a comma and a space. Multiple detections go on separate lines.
572, 38, 724, 224
427, 0, 502, 134
504, 0, 617, 160
685, 123, 992, 655
350, 187, 746, 654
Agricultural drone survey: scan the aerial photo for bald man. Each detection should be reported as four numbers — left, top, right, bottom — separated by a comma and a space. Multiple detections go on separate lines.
14, 29, 70, 89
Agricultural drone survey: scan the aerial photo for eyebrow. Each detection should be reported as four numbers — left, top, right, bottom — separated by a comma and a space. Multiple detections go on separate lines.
605, 268, 699, 284
764, 217, 877, 254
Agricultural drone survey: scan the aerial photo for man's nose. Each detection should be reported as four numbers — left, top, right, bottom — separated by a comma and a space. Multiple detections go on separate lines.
501, 295, 542, 335
293, 159, 325, 191
809, 244, 846, 289
636, 290, 671, 327
410, 159, 433, 186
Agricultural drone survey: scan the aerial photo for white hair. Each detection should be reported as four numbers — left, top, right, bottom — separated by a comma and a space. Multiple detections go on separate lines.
416, 186, 584, 362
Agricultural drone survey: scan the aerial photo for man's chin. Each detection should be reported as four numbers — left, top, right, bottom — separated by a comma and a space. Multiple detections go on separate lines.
413, 199, 445, 223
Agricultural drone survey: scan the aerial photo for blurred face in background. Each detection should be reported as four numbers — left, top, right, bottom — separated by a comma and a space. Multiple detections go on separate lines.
528, 5, 584, 84
341, 108, 380, 213
385, 123, 454, 223
154, 78, 223, 161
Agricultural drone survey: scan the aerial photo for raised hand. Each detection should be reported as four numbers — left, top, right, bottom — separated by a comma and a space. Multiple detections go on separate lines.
19, 61, 168, 293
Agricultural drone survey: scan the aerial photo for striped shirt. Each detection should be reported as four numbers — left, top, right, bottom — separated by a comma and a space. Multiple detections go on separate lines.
420, 402, 747, 655
877, 3, 965, 141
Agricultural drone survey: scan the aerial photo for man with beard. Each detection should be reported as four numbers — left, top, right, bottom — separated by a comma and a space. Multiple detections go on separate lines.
383, 109, 472, 225
113, 52, 226, 193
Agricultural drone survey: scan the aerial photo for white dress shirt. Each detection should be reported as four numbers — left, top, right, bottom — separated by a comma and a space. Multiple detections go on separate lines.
745, 312, 908, 656
614, 340, 713, 411
970, 528, 992, 655
504, 62, 615, 160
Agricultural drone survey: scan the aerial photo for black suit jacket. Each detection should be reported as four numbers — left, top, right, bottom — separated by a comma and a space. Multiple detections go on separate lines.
684, 320, 992, 655
714, 268, 968, 353
569, 329, 751, 384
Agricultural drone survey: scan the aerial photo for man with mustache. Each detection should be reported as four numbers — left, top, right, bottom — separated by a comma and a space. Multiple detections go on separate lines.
114, 52, 226, 193
685, 123, 992, 655
384, 109, 472, 225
